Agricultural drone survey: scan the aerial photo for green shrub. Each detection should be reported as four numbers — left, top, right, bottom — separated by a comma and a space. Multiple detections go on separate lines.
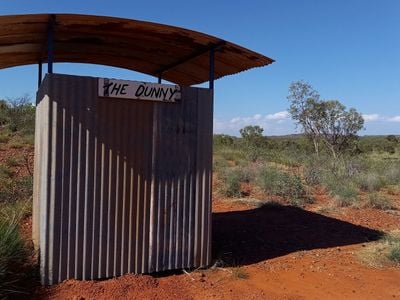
15, 175, 33, 201
386, 185, 400, 195
384, 165, 400, 185
303, 156, 327, 186
0, 165, 14, 179
238, 164, 256, 183
9, 141, 24, 149
330, 183, 359, 207
5, 157, 21, 167
219, 168, 242, 198
0, 175, 33, 203
258, 167, 304, 200
388, 244, 400, 263
0, 135, 10, 144
0, 178, 15, 203
0, 215, 29, 298
304, 164, 321, 186
218, 148, 245, 165
7, 98, 35, 134
357, 173, 385, 192
213, 155, 230, 173
357, 232, 399, 268
365, 193, 395, 210
244, 146, 262, 162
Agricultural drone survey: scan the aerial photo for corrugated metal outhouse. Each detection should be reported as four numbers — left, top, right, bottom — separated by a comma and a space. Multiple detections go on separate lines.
0, 13, 273, 285
33, 74, 213, 284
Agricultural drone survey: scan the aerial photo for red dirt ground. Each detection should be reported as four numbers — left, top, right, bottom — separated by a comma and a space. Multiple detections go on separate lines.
29, 195, 400, 300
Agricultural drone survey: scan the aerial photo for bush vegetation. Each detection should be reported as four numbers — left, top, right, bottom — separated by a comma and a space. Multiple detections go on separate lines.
214, 130, 400, 211
0, 97, 35, 298
358, 232, 400, 267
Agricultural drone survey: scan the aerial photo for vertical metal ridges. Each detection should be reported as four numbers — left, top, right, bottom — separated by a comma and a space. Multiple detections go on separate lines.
33, 73, 213, 285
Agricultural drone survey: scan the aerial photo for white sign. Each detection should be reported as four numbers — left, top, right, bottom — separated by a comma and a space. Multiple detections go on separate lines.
98, 78, 181, 102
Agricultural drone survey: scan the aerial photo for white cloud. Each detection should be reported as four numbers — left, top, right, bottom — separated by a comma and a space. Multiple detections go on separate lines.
253, 114, 262, 120
230, 117, 242, 124
215, 111, 400, 136
265, 111, 290, 120
362, 114, 381, 122
361, 114, 400, 123
388, 116, 400, 122
214, 111, 296, 136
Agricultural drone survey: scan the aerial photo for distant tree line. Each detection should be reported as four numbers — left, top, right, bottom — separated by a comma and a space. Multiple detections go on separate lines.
214, 81, 400, 158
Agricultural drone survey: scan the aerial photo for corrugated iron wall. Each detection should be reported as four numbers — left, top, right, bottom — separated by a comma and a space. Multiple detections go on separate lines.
33, 74, 213, 285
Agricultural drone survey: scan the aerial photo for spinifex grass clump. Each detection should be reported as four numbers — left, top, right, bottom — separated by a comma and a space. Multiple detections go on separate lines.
257, 166, 305, 205
385, 233, 400, 264
388, 244, 400, 263
357, 232, 400, 267
330, 183, 359, 207
365, 193, 395, 210
0, 215, 28, 298
219, 168, 243, 198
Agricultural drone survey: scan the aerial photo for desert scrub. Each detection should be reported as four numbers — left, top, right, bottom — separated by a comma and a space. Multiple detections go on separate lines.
217, 148, 245, 166
383, 164, 400, 185
231, 267, 249, 279
5, 156, 21, 168
388, 244, 400, 263
0, 200, 32, 298
329, 182, 359, 207
0, 134, 10, 144
0, 165, 14, 179
257, 166, 305, 203
364, 193, 395, 210
213, 154, 230, 173
356, 172, 386, 192
385, 185, 400, 195
0, 175, 32, 203
219, 167, 243, 198
358, 232, 400, 267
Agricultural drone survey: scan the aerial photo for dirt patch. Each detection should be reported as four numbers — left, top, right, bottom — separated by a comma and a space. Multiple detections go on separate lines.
32, 196, 400, 300
37, 274, 195, 300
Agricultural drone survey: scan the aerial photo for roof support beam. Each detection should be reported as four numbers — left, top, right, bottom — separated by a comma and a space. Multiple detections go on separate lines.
156, 40, 225, 80
38, 61, 42, 88
209, 48, 215, 90
47, 14, 56, 74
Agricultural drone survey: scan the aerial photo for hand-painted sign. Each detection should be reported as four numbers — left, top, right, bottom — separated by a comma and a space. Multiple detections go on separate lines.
98, 78, 181, 102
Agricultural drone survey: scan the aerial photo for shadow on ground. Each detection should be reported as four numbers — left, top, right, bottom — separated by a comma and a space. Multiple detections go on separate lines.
212, 204, 383, 267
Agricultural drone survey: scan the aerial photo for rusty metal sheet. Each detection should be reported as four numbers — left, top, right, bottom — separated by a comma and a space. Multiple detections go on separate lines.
33, 74, 213, 284
0, 14, 274, 85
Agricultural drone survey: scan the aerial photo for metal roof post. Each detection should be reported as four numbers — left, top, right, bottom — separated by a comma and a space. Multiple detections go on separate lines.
209, 48, 215, 90
47, 15, 55, 74
38, 61, 42, 88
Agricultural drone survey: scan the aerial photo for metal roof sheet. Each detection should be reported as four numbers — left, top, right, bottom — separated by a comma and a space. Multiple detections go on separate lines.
0, 14, 274, 85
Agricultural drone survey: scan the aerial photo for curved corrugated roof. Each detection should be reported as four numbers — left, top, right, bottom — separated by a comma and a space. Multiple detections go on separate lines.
0, 14, 274, 86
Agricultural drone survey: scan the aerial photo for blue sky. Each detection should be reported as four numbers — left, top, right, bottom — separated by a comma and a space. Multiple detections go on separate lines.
1, 0, 399, 135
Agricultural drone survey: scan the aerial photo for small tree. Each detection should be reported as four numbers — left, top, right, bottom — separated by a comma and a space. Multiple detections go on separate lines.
239, 125, 265, 162
6, 95, 35, 134
287, 81, 364, 158
287, 81, 322, 155
240, 125, 264, 146
317, 101, 364, 158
